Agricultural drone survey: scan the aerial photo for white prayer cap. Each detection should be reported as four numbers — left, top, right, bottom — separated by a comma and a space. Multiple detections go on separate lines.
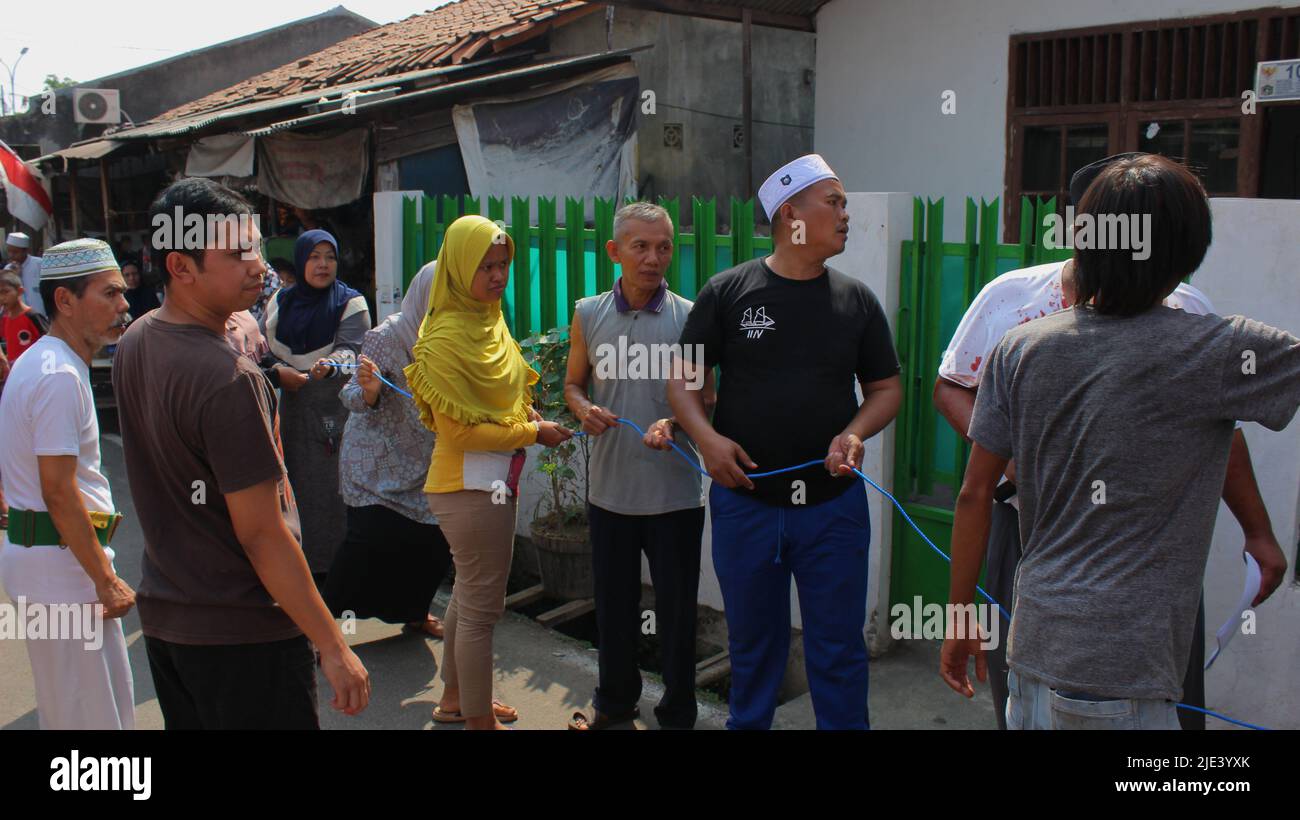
757, 154, 839, 221
41, 238, 119, 281
6, 232, 31, 248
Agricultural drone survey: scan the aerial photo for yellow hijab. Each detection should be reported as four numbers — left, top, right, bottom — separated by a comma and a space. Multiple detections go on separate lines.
404, 215, 539, 430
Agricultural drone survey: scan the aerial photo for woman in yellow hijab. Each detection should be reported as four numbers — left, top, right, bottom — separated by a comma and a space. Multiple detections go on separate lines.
406, 215, 572, 730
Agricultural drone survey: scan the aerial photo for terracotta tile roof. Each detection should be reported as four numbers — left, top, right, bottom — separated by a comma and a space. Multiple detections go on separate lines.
158, 0, 597, 122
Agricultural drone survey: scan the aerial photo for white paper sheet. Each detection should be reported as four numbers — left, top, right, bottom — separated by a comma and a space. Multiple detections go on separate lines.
1204, 552, 1262, 670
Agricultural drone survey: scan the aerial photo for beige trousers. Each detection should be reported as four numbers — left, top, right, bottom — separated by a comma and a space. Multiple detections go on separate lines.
426, 490, 517, 718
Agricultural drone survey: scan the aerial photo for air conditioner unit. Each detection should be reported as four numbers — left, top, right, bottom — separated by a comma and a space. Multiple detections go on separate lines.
74, 89, 121, 125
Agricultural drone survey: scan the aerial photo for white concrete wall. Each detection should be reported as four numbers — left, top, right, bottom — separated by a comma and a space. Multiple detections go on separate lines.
1192, 197, 1300, 730
813, 0, 1297, 236
371, 191, 422, 324
827, 193, 915, 653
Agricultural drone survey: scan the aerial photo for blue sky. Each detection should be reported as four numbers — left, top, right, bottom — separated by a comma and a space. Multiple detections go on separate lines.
0, 1, 457, 105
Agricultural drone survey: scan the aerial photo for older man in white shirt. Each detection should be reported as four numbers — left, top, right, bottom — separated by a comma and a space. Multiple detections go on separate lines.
0, 238, 136, 729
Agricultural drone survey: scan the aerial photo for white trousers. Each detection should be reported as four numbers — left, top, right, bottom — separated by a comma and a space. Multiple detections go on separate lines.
24, 611, 135, 730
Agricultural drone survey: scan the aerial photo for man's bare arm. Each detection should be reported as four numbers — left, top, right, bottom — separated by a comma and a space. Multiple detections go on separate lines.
939, 443, 1007, 698
934, 376, 1017, 484
934, 377, 977, 442
37, 455, 135, 617
668, 355, 754, 489
1220, 430, 1287, 606
826, 375, 903, 475
846, 375, 903, 440
563, 313, 619, 435
226, 479, 370, 715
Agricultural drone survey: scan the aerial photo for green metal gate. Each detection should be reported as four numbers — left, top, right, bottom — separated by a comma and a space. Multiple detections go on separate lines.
890, 196, 1071, 609
399, 194, 773, 340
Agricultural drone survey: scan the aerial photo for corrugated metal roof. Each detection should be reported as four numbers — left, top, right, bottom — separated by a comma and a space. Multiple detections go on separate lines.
599, 0, 830, 30
100, 51, 532, 142
240, 46, 647, 136
33, 139, 124, 164
156, 0, 600, 123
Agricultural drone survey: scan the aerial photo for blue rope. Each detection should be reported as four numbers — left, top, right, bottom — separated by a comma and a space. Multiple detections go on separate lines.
323, 389, 1267, 730
587, 417, 1267, 730
324, 362, 414, 399
1171, 703, 1268, 731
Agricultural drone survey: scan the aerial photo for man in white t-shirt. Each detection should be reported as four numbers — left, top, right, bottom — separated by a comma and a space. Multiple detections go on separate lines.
933, 153, 1288, 729
0, 238, 136, 729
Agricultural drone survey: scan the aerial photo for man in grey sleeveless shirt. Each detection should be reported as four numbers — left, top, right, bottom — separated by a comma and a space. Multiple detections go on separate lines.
564, 203, 715, 730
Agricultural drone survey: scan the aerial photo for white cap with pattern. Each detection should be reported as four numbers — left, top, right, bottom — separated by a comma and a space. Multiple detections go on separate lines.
757, 154, 839, 221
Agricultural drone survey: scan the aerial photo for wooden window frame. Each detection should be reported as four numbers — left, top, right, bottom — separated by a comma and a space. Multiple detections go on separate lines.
1125, 104, 1245, 195
1002, 6, 1297, 239
1007, 112, 1122, 238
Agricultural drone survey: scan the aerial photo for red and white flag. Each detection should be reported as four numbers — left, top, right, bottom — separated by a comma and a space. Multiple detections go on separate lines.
0, 139, 53, 231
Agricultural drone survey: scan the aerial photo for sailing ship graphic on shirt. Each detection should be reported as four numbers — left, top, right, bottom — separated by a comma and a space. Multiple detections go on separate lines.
739, 306, 775, 338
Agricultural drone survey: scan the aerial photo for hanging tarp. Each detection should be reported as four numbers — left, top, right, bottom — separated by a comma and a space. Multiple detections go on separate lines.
185, 134, 256, 178
256, 129, 370, 209
453, 63, 638, 213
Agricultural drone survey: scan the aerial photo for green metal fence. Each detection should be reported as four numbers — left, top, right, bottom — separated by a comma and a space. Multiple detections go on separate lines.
400, 195, 774, 338
890, 196, 1072, 610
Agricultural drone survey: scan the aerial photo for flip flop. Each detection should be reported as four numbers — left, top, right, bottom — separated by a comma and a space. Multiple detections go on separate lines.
568, 706, 640, 731
432, 699, 519, 724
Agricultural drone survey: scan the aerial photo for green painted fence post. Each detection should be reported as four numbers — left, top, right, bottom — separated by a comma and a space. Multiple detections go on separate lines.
462, 195, 481, 216
896, 196, 927, 500
509, 196, 531, 337
538, 197, 558, 332
693, 197, 717, 292
658, 196, 681, 293
594, 197, 615, 293
421, 196, 437, 267
402, 196, 419, 290
964, 197, 979, 303
730, 197, 755, 266
1033, 197, 1055, 266
441, 194, 461, 226
918, 197, 945, 497
564, 197, 585, 321
979, 198, 1000, 287
1018, 196, 1035, 267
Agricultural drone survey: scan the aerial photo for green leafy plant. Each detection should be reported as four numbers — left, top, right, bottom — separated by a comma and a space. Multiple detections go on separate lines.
520, 326, 590, 537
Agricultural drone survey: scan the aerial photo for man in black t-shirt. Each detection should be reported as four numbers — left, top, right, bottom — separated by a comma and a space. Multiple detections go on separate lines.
671, 154, 902, 729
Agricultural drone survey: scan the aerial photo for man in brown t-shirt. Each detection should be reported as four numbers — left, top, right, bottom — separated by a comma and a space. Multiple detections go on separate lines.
113, 178, 369, 729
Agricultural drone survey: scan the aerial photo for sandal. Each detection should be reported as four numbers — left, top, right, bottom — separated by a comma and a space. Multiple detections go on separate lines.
403, 616, 444, 639
432, 699, 519, 724
568, 706, 640, 731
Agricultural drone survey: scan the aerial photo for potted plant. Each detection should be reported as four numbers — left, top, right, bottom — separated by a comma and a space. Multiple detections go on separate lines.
520, 327, 593, 600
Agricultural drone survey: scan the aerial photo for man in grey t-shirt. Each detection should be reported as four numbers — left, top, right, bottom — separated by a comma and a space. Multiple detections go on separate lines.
564, 202, 714, 730
940, 155, 1300, 729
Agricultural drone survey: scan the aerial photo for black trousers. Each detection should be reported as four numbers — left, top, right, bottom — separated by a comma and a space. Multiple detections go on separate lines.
322, 504, 453, 624
588, 503, 705, 729
145, 635, 319, 730
984, 499, 1207, 730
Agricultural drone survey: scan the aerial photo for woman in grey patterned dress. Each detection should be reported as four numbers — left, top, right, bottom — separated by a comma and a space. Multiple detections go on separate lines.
262, 230, 371, 578
322, 263, 452, 636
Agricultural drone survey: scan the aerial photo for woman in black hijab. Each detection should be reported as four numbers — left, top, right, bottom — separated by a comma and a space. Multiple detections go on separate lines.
262, 230, 372, 580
